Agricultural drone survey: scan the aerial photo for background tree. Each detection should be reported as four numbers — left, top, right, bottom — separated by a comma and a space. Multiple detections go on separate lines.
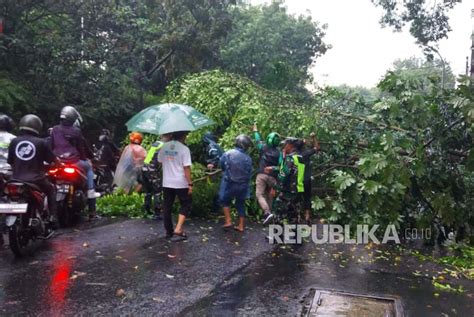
372, 0, 460, 48
219, 2, 328, 92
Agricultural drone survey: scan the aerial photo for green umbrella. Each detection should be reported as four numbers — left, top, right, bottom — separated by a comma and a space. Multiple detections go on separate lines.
125, 103, 214, 135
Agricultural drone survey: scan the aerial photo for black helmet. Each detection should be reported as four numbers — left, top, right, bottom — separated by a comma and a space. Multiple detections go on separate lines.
19, 114, 43, 135
60, 105, 82, 126
235, 134, 252, 151
282, 137, 300, 146
202, 131, 217, 144
0, 114, 14, 132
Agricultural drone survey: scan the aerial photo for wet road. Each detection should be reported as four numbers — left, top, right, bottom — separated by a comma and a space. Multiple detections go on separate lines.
0, 218, 272, 316
183, 240, 474, 316
1, 219, 473, 316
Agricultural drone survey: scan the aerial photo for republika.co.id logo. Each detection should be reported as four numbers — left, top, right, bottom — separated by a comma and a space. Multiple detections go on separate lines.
15, 141, 36, 161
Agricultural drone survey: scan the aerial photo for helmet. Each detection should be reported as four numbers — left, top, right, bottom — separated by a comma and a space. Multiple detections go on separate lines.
60, 105, 82, 126
235, 134, 252, 151
282, 137, 299, 146
130, 132, 143, 145
19, 114, 43, 135
202, 131, 217, 144
266, 132, 280, 147
0, 114, 14, 132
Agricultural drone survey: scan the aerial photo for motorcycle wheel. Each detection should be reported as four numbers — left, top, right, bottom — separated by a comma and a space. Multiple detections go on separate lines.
9, 220, 30, 257
58, 201, 74, 228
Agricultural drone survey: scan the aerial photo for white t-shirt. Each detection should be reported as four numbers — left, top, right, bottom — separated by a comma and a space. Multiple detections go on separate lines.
158, 140, 192, 189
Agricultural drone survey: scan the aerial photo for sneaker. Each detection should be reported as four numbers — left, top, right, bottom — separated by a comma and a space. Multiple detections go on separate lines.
87, 189, 101, 199
262, 212, 274, 225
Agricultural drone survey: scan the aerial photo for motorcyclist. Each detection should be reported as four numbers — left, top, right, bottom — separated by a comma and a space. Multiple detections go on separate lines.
94, 129, 120, 186
7, 115, 58, 226
252, 123, 282, 224
0, 114, 16, 174
142, 134, 170, 220
50, 105, 100, 220
0, 114, 16, 245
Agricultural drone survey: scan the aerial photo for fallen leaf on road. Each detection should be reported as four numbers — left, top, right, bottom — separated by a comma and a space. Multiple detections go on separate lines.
85, 282, 107, 286
116, 289, 126, 297
153, 297, 165, 303
165, 274, 174, 279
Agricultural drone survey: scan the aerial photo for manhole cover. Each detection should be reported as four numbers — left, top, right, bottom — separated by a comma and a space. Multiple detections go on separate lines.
307, 290, 403, 317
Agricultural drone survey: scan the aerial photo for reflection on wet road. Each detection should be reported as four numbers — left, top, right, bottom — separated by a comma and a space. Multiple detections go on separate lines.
0, 219, 472, 316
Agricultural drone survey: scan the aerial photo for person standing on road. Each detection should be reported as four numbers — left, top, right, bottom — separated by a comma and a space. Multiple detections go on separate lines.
202, 132, 224, 170
113, 132, 147, 194
158, 131, 193, 241
142, 134, 171, 220
296, 133, 320, 225
219, 134, 253, 232
252, 123, 282, 224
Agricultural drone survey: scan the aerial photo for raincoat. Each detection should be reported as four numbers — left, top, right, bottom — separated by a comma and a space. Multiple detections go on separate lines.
113, 144, 146, 193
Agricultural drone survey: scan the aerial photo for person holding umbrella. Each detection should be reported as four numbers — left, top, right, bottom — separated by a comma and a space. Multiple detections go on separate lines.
158, 131, 193, 241
126, 103, 214, 240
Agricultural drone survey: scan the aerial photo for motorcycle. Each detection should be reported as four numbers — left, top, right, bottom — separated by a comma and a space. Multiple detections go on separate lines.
48, 164, 88, 227
0, 180, 54, 256
92, 144, 116, 195
0, 165, 12, 245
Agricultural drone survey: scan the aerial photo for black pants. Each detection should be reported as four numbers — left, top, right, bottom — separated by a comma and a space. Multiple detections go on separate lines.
33, 178, 57, 216
141, 169, 162, 215
162, 187, 192, 236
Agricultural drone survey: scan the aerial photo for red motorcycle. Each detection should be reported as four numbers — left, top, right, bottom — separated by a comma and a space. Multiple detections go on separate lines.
0, 181, 54, 256
48, 164, 88, 227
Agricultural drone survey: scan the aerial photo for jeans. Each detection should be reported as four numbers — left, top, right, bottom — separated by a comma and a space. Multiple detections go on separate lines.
75, 160, 95, 190
219, 179, 249, 217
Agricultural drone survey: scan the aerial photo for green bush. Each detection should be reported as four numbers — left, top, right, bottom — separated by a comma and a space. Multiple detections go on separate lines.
97, 191, 147, 218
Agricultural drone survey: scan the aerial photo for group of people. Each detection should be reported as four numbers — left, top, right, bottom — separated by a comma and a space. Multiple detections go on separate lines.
1, 107, 320, 244
117, 122, 319, 241
0, 107, 107, 244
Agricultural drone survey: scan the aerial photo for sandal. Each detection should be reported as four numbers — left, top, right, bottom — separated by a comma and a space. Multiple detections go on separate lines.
233, 226, 244, 233
171, 231, 187, 241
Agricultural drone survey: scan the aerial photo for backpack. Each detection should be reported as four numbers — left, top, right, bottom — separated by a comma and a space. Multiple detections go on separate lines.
224, 149, 251, 184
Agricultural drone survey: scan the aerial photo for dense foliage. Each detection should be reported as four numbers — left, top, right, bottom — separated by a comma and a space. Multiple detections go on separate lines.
0, 0, 326, 138
159, 69, 473, 241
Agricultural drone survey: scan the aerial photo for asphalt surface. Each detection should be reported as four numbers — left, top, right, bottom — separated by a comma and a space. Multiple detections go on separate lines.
0, 218, 472, 316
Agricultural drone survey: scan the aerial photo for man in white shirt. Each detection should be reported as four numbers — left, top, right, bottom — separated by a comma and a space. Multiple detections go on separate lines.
158, 131, 193, 240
